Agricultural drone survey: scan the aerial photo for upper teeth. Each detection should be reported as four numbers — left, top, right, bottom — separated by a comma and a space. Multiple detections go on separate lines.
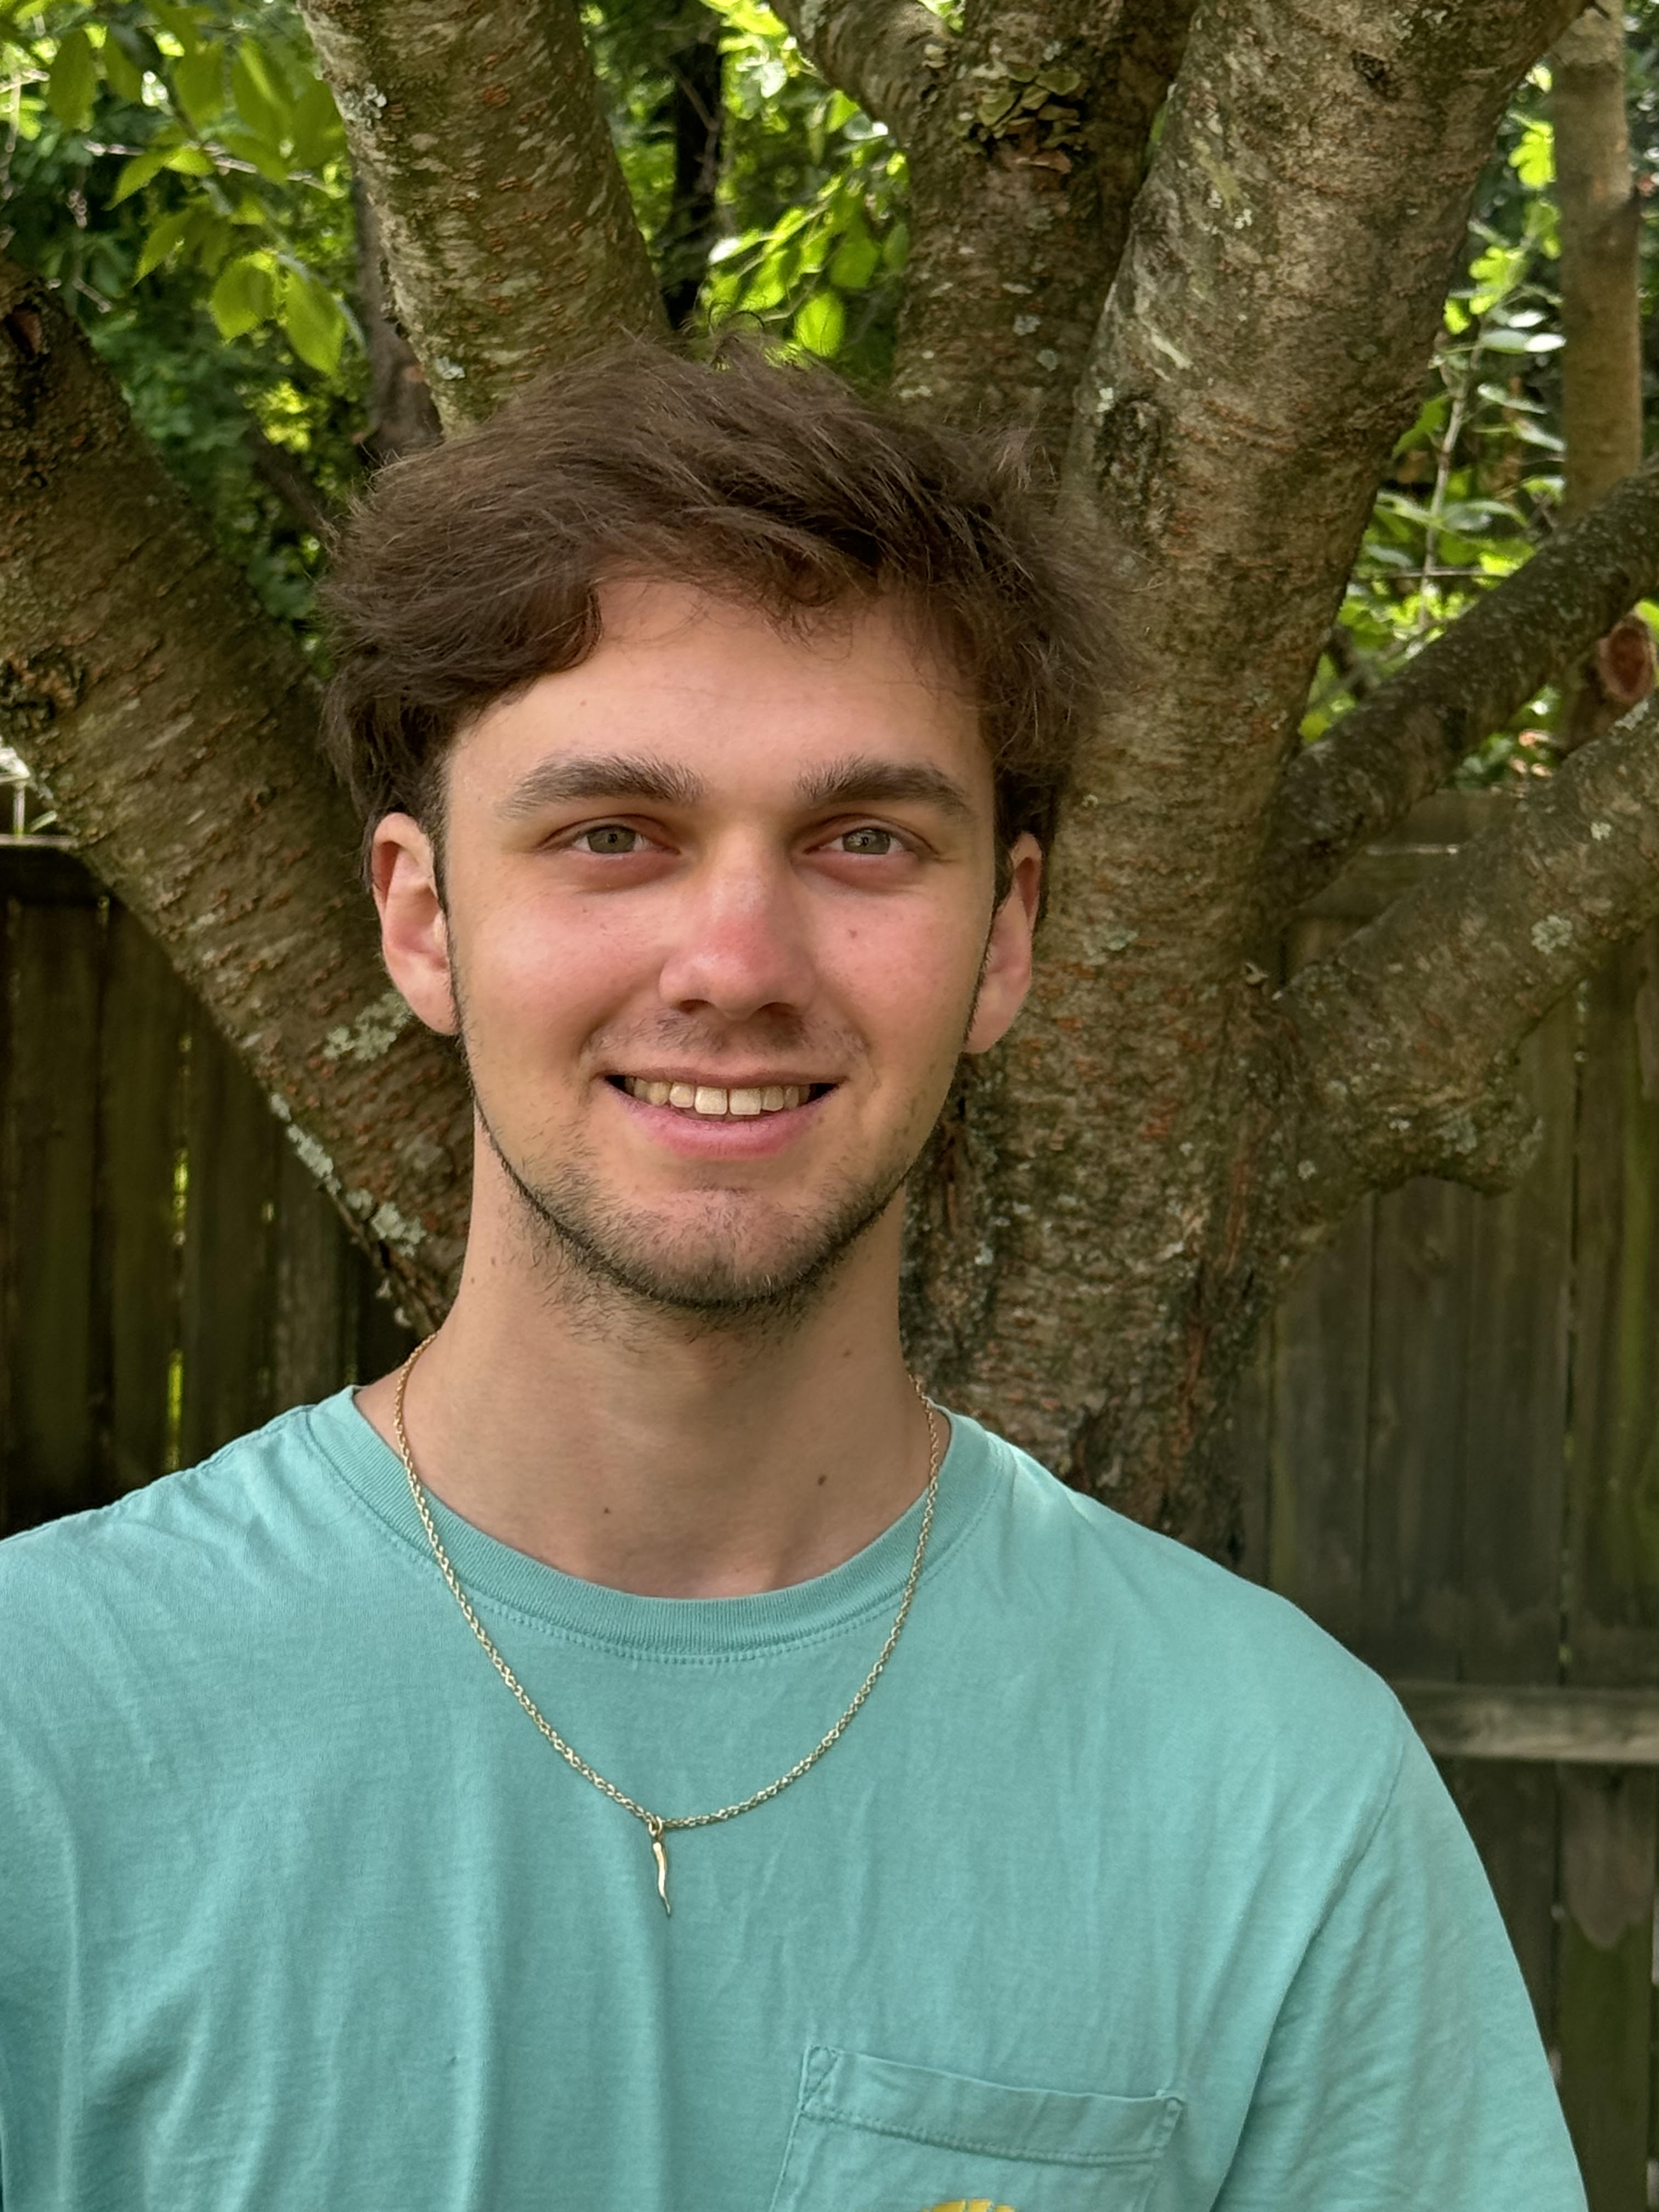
622, 1079, 810, 1117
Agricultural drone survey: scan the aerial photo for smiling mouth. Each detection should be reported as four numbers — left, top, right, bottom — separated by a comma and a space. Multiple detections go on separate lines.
612, 1076, 832, 1119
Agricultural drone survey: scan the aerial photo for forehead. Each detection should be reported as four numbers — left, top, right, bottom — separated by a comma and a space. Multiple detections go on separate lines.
447, 579, 989, 811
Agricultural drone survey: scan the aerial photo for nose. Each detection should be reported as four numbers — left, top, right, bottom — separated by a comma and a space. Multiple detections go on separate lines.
654, 838, 815, 1022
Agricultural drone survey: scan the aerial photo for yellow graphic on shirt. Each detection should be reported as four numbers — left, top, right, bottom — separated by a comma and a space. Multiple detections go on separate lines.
917, 2201, 1020, 2211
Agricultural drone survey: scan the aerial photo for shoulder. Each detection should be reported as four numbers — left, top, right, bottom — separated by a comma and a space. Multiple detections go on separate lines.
0, 1395, 360, 1690
962, 1417, 1410, 1819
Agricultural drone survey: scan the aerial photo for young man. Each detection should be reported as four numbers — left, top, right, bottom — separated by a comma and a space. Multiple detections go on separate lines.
1, 347, 1583, 2210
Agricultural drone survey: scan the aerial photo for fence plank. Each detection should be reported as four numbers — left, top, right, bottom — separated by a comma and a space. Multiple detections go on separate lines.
1269, 915, 1375, 1644
1462, 999, 1577, 1678
271, 1140, 357, 1407
1361, 1175, 1469, 1679
2, 891, 103, 1530
96, 906, 188, 1495
1228, 1314, 1273, 1584
352, 1251, 418, 1387
1556, 1766, 1657, 2210
1439, 1758, 1560, 2042
177, 1012, 279, 1467
1560, 934, 1659, 2207
1453, 995, 1577, 2049
1570, 935, 1659, 1680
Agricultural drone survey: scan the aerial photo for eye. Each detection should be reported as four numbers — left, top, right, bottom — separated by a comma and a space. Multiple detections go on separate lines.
571, 823, 646, 855
833, 825, 902, 856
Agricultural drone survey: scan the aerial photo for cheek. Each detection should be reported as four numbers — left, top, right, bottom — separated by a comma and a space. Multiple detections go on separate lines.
821, 912, 982, 1052
458, 894, 636, 1044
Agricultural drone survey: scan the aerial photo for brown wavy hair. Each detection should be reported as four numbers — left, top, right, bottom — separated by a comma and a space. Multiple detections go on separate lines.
321, 339, 1116, 900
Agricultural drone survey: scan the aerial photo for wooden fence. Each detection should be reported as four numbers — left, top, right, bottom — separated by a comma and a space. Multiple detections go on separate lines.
1222, 791, 1659, 2210
6, 799, 1659, 2207
0, 837, 411, 1532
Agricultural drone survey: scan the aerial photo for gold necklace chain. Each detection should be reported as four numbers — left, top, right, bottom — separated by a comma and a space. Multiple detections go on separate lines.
392, 1335, 944, 1915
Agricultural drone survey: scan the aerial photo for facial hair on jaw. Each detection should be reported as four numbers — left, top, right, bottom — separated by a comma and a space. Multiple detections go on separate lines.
449, 973, 957, 1340
477, 1105, 917, 1340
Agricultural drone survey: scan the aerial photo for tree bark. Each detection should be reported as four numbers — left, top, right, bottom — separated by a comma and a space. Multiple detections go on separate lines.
353, 179, 442, 465
18, 0, 1659, 1573
766, 0, 941, 144
1555, 4, 1643, 521
1553, 4, 1649, 752
1284, 690, 1659, 1216
0, 263, 472, 1324
901, 0, 1584, 1539
1262, 456, 1659, 919
891, 0, 1195, 464
296, 0, 666, 428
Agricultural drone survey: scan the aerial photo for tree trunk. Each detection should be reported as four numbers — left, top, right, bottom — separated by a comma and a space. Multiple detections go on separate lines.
1554, 5, 1651, 753
13, 0, 1659, 1565
0, 268, 472, 1325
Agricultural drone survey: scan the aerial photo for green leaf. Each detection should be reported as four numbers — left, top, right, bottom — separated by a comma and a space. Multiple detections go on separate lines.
792, 290, 845, 358
163, 143, 215, 176
218, 124, 290, 182
881, 221, 909, 272
101, 30, 146, 103
134, 206, 193, 278
186, 208, 235, 274
828, 227, 879, 291
232, 43, 289, 144
288, 75, 343, 170
1480, 325, 1542, 353
46, 27, 98, 132
280, 264, 345, 374
740, 267, 788, 311
1509, 117, 1553, 190
208, 251, 275, 338
150, 2, 199, 52
172, 41, 224, 130
111, 142, 177, 202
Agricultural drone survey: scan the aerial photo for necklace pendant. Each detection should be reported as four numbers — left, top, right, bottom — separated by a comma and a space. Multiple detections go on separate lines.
648, 1820, 670, 1916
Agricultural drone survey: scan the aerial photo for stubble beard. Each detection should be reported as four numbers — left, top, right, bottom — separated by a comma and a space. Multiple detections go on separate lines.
476, 1104, 923, 1338
453, 980, 960, 1340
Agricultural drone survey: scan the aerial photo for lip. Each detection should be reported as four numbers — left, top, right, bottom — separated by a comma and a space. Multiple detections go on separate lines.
605, 1077, 832, 1158
608, 1073, 835, 1091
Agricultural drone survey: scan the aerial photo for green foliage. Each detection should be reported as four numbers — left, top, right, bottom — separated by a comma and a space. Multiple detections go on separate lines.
585, 0, 909, 384
0, 0, 362, 637
1304, 25, 1659, 785
2, 0, 1650, 720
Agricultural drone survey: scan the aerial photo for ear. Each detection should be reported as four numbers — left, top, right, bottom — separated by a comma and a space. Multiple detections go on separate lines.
964, 833, 1042, 1053
371, 813, 458, 1037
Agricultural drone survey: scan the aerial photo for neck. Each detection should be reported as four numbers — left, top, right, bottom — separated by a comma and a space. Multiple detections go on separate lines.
354, 1206, 935, 1599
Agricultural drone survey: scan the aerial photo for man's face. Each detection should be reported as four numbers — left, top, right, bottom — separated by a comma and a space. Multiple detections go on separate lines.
374, 579, 1041, 1320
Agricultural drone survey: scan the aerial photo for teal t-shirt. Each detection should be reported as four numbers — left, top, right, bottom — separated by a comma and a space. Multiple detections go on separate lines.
0, 1392, 1583, 2211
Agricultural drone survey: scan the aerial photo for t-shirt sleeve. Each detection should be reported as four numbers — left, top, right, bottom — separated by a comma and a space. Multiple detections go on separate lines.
1211, 1723, 1587, 2212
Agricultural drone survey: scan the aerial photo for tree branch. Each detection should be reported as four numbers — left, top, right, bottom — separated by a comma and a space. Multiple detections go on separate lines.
1262, 455, 1659, 919
0, 259, 471, 1324
353, 178, 442, 464
1283, 694, 1659, 1215
767, 0, 941, 143
913, 0, 1583, 1493
884, 0, 1196, 464
296, 0, 665, 431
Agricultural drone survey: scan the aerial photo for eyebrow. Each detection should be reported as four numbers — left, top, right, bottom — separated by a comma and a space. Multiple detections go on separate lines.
794, 754, 978, 827
495, 748, 978, 826
496, 754, 704, 819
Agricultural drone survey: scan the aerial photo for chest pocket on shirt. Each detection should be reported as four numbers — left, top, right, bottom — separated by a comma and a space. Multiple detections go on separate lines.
767, 2045, 1183, 2212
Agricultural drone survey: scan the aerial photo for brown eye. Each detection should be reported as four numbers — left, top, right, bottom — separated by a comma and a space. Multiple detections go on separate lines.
575, 825, 641, 855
